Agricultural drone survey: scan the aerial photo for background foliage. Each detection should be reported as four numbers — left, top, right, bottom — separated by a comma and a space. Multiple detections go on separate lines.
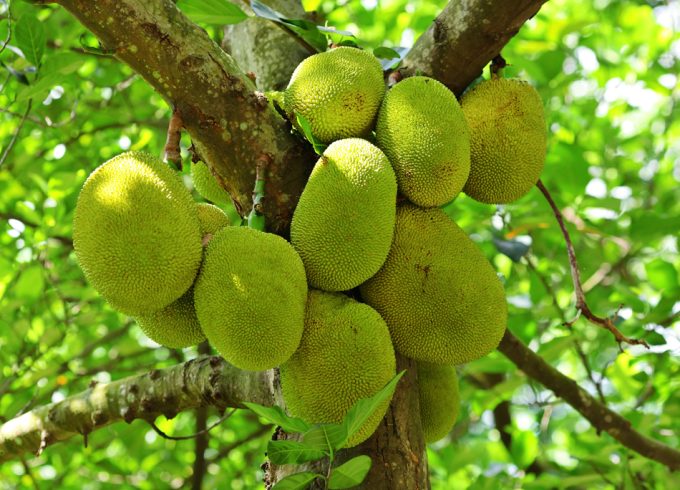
1, 0, 679, 488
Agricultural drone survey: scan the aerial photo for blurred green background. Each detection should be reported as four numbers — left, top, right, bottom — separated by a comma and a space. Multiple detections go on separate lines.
1, 0, 679, 488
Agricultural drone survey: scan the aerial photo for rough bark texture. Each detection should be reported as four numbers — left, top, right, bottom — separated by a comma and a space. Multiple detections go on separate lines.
55, 0, 314, 233
267, 355, 429, 490
0, 356, 275, 464
402, 0, 549, 95
498, 330, 680, 471
222, 0, 312, 91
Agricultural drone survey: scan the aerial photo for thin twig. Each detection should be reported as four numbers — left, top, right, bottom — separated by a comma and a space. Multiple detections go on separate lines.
0, 0, 11, 56
536, 179, 649, 348
148, 408, 237, 441
572, 339, 606, 404
0, 99, 32, 168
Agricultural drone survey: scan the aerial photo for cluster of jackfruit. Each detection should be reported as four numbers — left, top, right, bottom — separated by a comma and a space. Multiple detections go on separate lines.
278, 47, 547, 444
73, 45, 546, 448
73, 152, 308, 372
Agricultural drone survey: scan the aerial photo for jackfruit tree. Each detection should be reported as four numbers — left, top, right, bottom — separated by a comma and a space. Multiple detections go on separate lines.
2, 1, 680, 489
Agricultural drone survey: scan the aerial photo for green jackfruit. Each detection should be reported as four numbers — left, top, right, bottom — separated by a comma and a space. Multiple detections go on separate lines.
136, 287, 205, 349
73, 151, 203, 316
194, 227, 307, 371
418, 362, 460, 443
291, 139, 397, 291
191, 161, 232, 207
461, 78, 547, 203
284, 47, 385, 143
360, 204, 507, 365
196, 202, 231, 236
375, 76, 470, 207
280, 290, 396, 447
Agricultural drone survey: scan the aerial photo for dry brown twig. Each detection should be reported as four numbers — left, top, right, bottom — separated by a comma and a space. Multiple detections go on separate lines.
536, 179, 649, 348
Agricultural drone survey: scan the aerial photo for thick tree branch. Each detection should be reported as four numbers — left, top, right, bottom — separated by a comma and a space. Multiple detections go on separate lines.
498, 330, 680, 471
222, 0, 313, 91
0, 356, 275, 463
55, 0, 314, 232
403, 0, 549, 95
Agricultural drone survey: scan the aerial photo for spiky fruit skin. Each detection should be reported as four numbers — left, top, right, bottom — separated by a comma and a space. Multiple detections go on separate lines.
73, 151, 202, 316
461, 78, 547, 204
136, 288, 205, 348
196, 202, 231, 236
280, 290, 396, 447
417, 362, 460, 443
291, 139, 397, 291
191, 161, 232, 207
283, 47, 385, 143
375, 76, 470, 207
360, 204, 507, 365
194, 227, 307, 371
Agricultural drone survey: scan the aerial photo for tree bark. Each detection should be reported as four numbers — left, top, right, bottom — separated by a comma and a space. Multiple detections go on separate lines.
402, 0, 549, 95
266, 355, 429, 490
222, 0, 313, 92
498, 330, 680, 471
0, 356, 274, 464
55, 0, 314, 233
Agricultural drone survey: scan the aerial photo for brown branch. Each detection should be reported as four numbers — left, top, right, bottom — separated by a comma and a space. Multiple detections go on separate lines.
164, 109, 183, 169
498, 330, 680, 471
54, 0, 314, 233
0, 356, 276, 463
402, 0, 550, 95
536, 179, 649, 348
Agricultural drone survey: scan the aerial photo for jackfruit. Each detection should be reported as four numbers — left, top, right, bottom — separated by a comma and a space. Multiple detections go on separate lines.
136, 287, 205, 348
460, 78, 547, 203
360, 204, 507, 365
196, 202, 231, 236
280, 290, 396, 447
194, 227, 307, 371
283, 47, 385, 143
191, 161, 232, 207
73, 151, 203, 316
375, 76, 470, 207
291, 139, 397, 291
418, 362, 460, 443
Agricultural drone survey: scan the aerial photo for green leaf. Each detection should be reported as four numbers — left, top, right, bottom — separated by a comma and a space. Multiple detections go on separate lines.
16, 53, 86, 102
14, 265, 45, 303
338, 371, 405, 449
271, 472, 322, 490
373, 47, 400, 60
644, 259, 679, 295
295, 114, 326, 155
243, 402, 310, 433
303, 423, 348, 452
176, 0, 248, 25
250, 1, 327, 52
373, 46, 409, 70
267, 440, 328, 465
510, 429, 539, 469
14, 13, 45, 67
328, 455, 372, 489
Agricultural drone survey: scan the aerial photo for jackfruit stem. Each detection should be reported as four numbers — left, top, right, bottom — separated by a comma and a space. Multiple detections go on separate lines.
164, 110, 183, 170
247, 157, 268, 231
490, 55, 507, 80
